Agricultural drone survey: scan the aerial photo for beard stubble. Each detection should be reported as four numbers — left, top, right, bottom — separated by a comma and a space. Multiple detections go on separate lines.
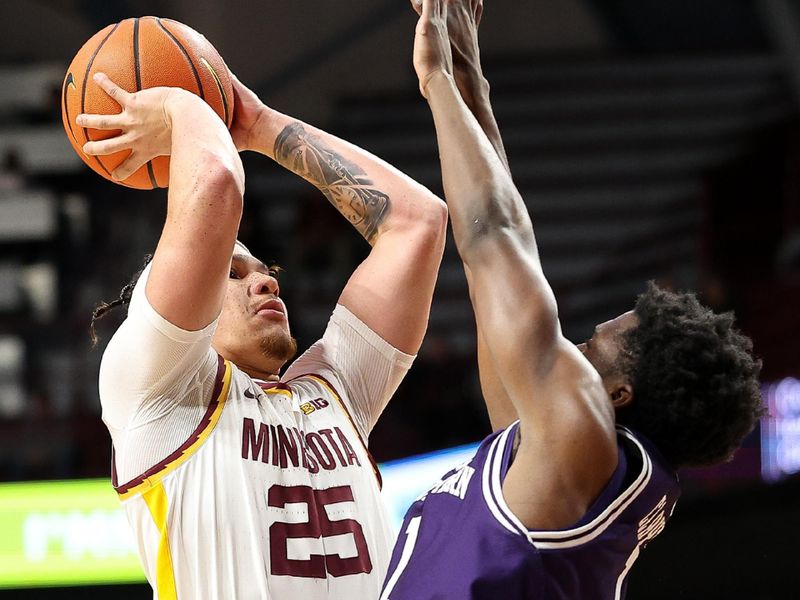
260, 329, 298, 364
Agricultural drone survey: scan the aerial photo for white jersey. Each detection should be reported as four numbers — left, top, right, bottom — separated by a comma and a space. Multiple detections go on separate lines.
99, 265, 414, 599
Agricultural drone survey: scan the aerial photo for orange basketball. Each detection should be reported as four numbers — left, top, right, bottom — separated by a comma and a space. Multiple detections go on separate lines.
61, 17, 233, 189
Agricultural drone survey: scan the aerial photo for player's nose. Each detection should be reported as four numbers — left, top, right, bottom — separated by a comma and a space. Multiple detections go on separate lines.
249, 272, 280, 297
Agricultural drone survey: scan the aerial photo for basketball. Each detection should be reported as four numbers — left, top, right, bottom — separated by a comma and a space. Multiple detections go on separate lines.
61, 17, 233, 189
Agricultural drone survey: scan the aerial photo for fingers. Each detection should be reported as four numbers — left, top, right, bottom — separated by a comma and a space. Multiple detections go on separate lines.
82, 134, 133, 157
75, 112, 126, 130
221, 58, 247, 94
81, 136, 143, 181
92, 72, 131, 105
110, 152, 145, 181
225, 63, 242, 87
410, 0, 422, 16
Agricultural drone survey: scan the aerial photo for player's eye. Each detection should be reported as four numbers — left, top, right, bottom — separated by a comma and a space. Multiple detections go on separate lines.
229, 269, 239, 279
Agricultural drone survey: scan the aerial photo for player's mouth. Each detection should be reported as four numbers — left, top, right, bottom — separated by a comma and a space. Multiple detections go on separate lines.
255, 299, 285, 320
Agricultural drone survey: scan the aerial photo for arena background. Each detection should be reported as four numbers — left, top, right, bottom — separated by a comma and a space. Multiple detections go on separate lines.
0, 0, 798, 598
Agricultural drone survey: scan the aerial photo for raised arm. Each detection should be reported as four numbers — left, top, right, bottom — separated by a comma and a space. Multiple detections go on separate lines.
447, 0, 509, 172
81, 73, 244, 331
412, 0, 617, 529
440, 0, 516, 430
229, 77, 447, 355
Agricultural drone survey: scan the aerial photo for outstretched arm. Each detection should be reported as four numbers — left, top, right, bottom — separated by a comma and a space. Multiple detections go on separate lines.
413, 0, 617, 530
438, 0, 516, 430
230, 78, 447, 356
447, 0, 509, 172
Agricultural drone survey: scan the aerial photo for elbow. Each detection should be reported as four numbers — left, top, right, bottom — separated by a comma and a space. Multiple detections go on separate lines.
169, 151, 244, 235
458, 204, 533, 264
420, 195, 449, 254
195, 151, 245, 211
400, 192, 449, 247
197, 150, 244, 193
476, 184, 529, 232
461, 177, 524, 228
426, 195, 449, 242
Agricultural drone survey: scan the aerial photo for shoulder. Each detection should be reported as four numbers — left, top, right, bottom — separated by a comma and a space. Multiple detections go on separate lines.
282, 372, 356, 426
285, 305, 414, 376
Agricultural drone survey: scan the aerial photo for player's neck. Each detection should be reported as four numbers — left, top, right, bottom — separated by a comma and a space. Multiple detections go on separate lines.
219, 351, 282, 382
239, 363, 281, 382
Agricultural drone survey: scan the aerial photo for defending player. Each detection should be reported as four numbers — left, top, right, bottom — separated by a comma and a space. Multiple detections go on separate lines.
380, 1, 764, 598
82, 69, 447, 598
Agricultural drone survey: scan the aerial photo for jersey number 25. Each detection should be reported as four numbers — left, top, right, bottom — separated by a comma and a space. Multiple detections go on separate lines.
268, 484, 373, 578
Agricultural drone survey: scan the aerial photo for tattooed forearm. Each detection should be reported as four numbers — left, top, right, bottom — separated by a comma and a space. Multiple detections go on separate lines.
273, 122, 390, 244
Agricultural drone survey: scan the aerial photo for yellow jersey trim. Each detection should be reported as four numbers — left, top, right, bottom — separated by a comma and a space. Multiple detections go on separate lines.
142, 483, 178, 600
117, 359, 232, 500
304, 374, 382, 489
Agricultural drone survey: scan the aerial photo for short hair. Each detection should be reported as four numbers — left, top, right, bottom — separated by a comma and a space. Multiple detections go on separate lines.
615, 282, 765, 468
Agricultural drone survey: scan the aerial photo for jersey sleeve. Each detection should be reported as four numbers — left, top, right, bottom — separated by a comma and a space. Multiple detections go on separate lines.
98, 263, 220, 433
282, 304, 415, 440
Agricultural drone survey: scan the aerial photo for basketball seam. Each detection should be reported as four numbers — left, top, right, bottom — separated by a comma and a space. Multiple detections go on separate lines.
134, 17, 159, 190
80, 22, 120, 178
155, 18, 205, 100
157, 19, 231, 127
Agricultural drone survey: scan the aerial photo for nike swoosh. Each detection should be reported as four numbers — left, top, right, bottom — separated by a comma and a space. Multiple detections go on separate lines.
244, 389, 256, 399
63, 72, 78, 141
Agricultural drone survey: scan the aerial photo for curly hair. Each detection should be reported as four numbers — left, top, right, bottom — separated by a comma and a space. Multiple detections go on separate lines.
89, 254, 153, 346
614, 282, 765, 468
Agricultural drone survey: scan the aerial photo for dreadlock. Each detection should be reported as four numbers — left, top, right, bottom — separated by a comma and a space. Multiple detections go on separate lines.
615, 282, 765, 468
90, 254, 153, 346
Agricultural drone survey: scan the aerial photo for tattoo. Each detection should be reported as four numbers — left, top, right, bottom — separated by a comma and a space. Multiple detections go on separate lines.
273, 123, 389, 243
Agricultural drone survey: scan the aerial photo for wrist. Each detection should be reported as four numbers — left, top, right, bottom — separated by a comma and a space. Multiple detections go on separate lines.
246, 103, 279, 155
422, 69, 457, 100
163, 88, 196, 114
454, 66, 490, 106
162, 88, 203, 129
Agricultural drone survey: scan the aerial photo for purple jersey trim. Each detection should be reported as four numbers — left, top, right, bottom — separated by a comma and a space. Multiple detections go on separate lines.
485, 422, 628, 535
483, 425, 655, 549
382, 421, 680, 600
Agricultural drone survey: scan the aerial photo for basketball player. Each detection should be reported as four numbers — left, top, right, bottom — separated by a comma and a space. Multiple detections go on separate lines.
380, 1, 765, 598
80, 69, 447, 598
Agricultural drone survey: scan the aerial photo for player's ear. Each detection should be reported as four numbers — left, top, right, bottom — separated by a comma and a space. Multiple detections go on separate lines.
610, 383, 633, 409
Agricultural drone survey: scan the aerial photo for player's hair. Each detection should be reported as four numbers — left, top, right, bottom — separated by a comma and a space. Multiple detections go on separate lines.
615, 282, 765, 468
89, 254, 152, 346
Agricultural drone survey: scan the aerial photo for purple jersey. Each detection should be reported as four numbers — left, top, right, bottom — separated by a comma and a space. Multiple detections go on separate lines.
381, 422, 680, 600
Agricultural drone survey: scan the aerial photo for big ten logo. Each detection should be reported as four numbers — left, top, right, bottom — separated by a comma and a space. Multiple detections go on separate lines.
637, 495, 668, 546
300, 398, 330, 415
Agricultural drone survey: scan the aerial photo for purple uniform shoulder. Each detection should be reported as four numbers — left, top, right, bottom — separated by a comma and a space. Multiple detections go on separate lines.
381, 422, 680, 600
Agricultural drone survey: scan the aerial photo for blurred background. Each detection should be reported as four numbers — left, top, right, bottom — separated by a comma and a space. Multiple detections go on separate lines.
0, 0, 798, 597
